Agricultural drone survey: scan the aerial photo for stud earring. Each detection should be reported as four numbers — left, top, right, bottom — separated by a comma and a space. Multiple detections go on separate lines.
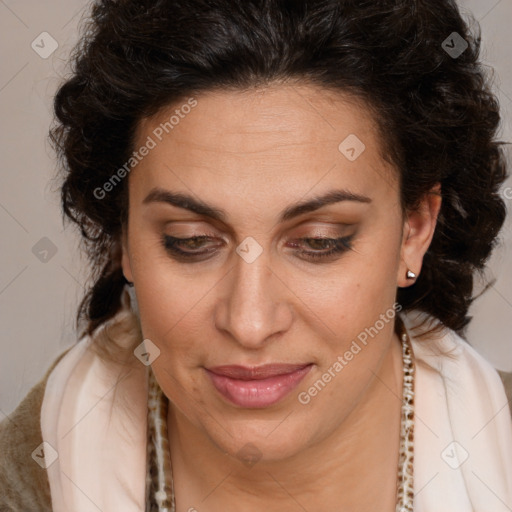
406, 270, 416, 280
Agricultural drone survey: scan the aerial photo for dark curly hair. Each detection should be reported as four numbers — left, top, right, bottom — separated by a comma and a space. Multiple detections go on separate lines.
49, 0, 508, 341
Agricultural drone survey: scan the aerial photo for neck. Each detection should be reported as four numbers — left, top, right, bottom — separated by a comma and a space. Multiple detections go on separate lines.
167, 332, 404, 512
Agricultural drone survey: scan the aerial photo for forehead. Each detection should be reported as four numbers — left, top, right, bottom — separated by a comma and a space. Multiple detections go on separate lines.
131, 83, 398, 205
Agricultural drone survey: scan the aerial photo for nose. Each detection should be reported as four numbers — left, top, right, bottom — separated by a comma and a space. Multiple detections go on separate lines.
214, 246, 293, 349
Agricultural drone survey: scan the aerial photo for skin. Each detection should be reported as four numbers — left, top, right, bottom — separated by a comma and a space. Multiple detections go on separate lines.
121, 83, 441, 512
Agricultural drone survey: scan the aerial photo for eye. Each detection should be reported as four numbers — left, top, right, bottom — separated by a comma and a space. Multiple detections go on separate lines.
162, 235, 221, 260
161, 234, 354, 262
287, 236, 354, 261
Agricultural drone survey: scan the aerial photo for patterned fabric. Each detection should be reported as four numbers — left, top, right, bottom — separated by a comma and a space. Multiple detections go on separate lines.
145, 324, 416, 511
396, 328, 416, 512
146, 367, 175, 512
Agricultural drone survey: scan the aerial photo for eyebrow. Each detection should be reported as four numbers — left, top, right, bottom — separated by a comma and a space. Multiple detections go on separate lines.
142, 187, 372, 223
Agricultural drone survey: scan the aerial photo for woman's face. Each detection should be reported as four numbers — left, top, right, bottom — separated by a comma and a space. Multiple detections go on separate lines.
121, 83, 438, 462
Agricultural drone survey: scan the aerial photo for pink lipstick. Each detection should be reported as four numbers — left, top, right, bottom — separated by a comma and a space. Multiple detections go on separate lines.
205, 363, 312, 408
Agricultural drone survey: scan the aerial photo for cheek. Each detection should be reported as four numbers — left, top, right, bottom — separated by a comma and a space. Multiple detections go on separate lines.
128, 231, 207, 334
135, 270, 210, 411
136, 276, 210, 366
295, 233, 402, 341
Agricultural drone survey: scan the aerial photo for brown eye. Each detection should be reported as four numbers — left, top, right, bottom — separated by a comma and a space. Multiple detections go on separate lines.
161, 234, 354, 263
288, 235, 354, 261
162, 235, 222, 260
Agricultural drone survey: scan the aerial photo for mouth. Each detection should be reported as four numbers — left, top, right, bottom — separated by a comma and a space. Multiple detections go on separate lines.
205, 363, 313, 408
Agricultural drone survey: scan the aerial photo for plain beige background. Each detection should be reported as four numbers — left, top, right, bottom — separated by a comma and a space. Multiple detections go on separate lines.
1, 0, 511, 417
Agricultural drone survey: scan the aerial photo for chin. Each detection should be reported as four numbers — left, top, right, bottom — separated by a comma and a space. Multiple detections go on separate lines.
207, 419, 315, 466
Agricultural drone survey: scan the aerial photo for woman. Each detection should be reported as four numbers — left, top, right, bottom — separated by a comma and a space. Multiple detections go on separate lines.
1, 0, 511, 510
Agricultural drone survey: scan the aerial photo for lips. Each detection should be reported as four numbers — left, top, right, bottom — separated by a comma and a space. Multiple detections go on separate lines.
207, 363, 311, 380
205, 363, 313, 408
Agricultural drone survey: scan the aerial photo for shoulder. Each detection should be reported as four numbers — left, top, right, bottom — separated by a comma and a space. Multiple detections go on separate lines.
0, 347, 73, 511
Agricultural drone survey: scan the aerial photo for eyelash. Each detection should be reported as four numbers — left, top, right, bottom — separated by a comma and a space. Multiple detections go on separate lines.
161, 234, 354, 262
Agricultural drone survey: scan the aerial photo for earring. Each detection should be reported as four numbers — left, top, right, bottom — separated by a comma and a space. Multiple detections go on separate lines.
406, 270, 416, 280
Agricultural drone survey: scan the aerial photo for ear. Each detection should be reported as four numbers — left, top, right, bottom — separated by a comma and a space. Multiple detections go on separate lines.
120, 224, 134, 284
397, 183, 442, 288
